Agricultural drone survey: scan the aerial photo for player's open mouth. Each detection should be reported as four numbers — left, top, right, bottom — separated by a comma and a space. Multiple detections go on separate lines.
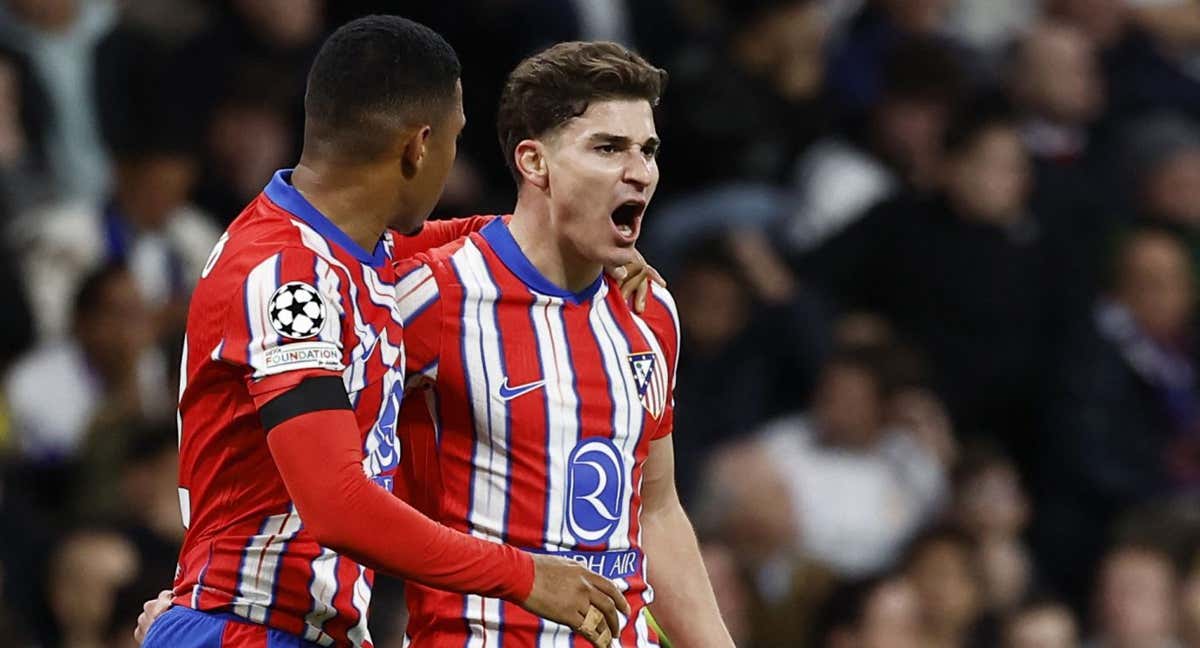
611, 200, 644, 241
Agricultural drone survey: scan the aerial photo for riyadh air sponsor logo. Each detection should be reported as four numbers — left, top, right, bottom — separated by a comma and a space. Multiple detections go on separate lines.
566, 437, 625, 544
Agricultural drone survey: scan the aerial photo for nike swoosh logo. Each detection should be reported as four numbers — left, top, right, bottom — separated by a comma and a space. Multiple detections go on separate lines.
498, 377, 546, 401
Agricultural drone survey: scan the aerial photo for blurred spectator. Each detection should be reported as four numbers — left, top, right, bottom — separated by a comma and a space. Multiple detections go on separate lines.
1041, 229, 1197, 605
93, 426, 183, 644
901, 526, 987, 648
1003, 595, 1081, 648
801, 105, 1081, 465
1182, 549, 1200, 647
699, 439, 839, 648
1124, 113, 1200, 285
193, 95, 295, 226
0, 0, 116, 202
947, 0, 1039, 63
4, 263, 169, 463
0, 248, 33, 380
47, 527, 138, 648
0, 44, 50, 219
12, 139, 219, 340
1046, 0, 1128, 52
1088, 542, 1183, 648
167, 0, 322, 144
1009, 19, 1120, 298
753, 345, 947, 576
659, 0, 830, 193
952, 442, 1035, 615
670, 235, 828, 501
787, 37, 966, 252
826, 0, 960, 117
1010, 21, 1105, 165
812, 573, 924, 648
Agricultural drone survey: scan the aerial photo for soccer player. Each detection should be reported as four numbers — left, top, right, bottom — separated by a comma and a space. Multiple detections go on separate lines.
142, 17, 629, 648
393, 41, 734, 647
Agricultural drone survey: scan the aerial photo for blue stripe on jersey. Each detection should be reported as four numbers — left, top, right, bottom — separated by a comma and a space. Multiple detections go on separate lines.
559, 305, 584, 549
480, 219, 602, 305
530, 290, 552, 648
264, 169, 388, 268
194, 542, 215, 609
527, 298, 554, 550
448, 258, 483, 541
263, 508, 299, 626
475, 255, 514, 544
233, 515, 274, 611
586, 294, 626, 449
402, 293, 438, 328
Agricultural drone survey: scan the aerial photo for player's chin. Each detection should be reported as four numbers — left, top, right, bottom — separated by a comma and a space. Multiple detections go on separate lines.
598, 244, 638, 269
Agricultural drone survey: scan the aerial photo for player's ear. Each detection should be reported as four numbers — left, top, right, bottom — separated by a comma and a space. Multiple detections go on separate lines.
399, 125, 432, 179
514, 139, 549, 190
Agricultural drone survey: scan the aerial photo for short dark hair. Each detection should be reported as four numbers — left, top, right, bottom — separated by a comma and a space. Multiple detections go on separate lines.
943, 99, 1018, 157
304, 15, 461, 161
73, 262, 129, 324
497, 41, 668, 184
811, 573, 905, 644
881, 37, 967, 108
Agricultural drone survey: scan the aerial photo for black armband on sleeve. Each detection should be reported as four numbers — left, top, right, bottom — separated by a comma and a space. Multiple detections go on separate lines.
259, 375, 352, 432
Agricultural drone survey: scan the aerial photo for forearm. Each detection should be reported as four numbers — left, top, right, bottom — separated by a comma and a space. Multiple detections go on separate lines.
642, 501, 734, 648
268, 408, 534, 600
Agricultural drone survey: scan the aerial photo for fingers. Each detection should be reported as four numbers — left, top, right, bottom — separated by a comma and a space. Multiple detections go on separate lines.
588, 587, 621, 639
586, 572, 631, 616
605, 265, 628, 281
134, 611, 149, 643
634, 277, 649, 313
618, 263, 647, 296
648, 264, 666, 287
576, 605, 613, 647
133, 590, 173, 643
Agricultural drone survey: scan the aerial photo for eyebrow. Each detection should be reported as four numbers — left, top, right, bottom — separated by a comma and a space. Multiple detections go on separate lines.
588, 132, 661, 149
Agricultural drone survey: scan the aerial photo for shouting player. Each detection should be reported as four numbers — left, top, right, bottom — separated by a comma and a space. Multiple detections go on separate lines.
141, 17, 630, 648
393, 42, 733, 647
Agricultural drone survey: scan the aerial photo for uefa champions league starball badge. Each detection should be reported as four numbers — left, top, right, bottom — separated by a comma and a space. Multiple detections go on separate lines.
269, 282, 327, 339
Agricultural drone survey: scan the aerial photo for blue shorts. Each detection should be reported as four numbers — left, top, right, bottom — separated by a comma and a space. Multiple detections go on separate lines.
142, 606, 325, 648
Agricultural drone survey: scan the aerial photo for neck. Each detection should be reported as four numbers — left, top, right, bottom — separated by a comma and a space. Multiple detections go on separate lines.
291, 159, 392, 252
508, 195, 603, 293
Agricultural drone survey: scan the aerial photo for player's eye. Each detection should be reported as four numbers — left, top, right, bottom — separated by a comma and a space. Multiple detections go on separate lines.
595, 144, 619, 154
642, 144, 659, 159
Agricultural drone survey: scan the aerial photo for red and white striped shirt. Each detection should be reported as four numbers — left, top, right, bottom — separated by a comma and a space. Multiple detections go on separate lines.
173, 170, 489, 647
395, 218, 680, 648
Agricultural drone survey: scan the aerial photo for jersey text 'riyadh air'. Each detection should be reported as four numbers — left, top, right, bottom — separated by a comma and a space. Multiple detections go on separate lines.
395, 218, 681, 648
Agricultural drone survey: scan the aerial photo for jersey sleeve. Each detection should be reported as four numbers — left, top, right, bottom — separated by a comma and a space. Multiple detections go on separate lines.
649, 284, 681, 440
395, 256, 443, 386
214, 245, 347, 402
392, 215, 498, 259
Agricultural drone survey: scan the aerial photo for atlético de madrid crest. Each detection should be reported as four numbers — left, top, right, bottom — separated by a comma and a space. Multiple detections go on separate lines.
626, 351, 666, 419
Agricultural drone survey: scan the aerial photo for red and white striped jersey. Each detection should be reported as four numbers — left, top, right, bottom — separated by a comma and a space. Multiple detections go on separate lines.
394, 218, 680, 648
173, 170, 488, 648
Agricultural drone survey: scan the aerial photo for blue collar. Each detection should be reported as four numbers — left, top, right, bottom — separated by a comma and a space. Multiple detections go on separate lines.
263, 169, 389, 267
480, 219, 603, 305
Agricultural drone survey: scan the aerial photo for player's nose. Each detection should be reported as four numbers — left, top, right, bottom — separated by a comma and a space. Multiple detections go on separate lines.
621, 153, 653, 189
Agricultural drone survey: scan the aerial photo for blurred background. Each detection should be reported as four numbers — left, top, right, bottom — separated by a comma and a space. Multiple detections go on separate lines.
9, 0, 1200, 646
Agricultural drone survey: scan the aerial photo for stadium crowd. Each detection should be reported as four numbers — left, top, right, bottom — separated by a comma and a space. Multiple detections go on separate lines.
8, 0, 1200, 646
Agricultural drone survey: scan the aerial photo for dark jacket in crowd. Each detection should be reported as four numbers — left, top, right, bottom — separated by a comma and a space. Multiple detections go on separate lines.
798, 195, 1085, 455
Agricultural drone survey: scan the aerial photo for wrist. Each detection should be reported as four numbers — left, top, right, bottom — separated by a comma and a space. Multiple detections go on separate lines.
501, 545, 536, 601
